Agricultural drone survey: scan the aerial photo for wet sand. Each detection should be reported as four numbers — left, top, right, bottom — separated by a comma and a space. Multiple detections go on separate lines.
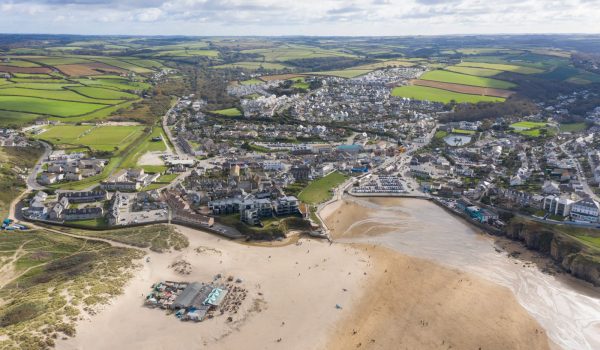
328, 245, 549, 350
324, 196, 600, 350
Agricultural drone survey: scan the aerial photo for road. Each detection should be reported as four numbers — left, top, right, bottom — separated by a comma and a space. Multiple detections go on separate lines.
161, 98, 187, 157
26, 140, 51, 191
559, 141, 600, 202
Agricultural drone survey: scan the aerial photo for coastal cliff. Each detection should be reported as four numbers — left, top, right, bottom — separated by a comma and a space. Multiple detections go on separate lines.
506, 221, 600, 286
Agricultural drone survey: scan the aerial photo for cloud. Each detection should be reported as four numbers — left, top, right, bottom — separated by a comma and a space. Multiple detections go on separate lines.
0, 0, 598, 35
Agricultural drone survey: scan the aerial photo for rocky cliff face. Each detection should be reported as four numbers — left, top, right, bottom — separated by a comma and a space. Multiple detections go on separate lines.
507, 222, 600, 287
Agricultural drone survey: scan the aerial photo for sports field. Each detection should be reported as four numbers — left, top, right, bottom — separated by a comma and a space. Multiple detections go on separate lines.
509, 121, 547, 130
391, 85, 505, 103
211, 108, 243, 117
35, 125, 144, 152
457, 62, 544, 74
420, 70, 516, 89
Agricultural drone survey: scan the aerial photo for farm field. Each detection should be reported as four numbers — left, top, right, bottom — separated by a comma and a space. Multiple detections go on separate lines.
308, 69, 371, 79
411, 80, 514, 98
240, 78, 264, 85
0, 96, 107, 117
154, 49, 219, 58
242, 45, 355, 62
457, 62, 544, 74
0, 111, 41, 127
298, 171, 348, 204
211, 108, 242, 117
353, 59, 418, 70
259, 74, 305, 81
212, 61, 289, 70
0, 87, 122, 104
445, 66, 503, 77
420, 70, 516, 89
67, 86, 138, 100
391, 85, 505, 103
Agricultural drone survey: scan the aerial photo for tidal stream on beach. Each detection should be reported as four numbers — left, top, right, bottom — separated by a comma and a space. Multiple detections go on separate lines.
326, 196, 600, 350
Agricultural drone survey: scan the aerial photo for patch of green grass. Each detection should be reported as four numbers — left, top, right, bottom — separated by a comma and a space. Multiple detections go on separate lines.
391, 86, 505, 104
0, 96, 107, 117
242, 45, 355, 62
308, 69, 371, 78
28, 57, 91, 65
89, 57, 153, 74
213, 61, 289, 70
434, 130, 448, 139
298, 171, 348, 204
559, 123, 587, 133
211, 108, 242, 117
421, 70, 516, 89
67, 86, 138, 100
240, 78, 263, 85
577, 235, 600, 250
154, 49, 219, 58
457, 61, 544, 74
0, 110, 41, 127
510, 121, 547, 129
119, 126, 166, 169
0, 87, 122, 104
0, 82, 80, 90
452, 129, 476, 135
445, 65, 503, 77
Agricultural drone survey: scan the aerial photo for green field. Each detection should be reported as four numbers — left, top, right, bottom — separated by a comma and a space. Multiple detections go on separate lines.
89, 57, 153, 74
308, 69, 371, 79
457, 62, 544, 74
240, 78, 264, 85
445, 66, 503, 77
0, 87, 121, 104
0, 111, 41, 127
298, 171, 348, 204
559, 123, 587, 133
452, 129, 476, 135
28, 57, 91, 65
510, 121, 547, 130
391, 86, 505, 104
0, 59, 41, 67
76, 78, 151, 92
154, 49, 219, 58
212, 61, 289, 70
119, 126, 167, 169
67, 86, 138, 100
211, 108, 242, 117
0, 82, 79, 90
242, 45, 355, 62
0, 96, 107, 117
35, 125, 144, 152
421, 70, 516, 89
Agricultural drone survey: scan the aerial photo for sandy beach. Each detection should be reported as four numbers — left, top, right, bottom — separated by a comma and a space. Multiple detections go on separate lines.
324, 196, 600, 350
58, 226, 372, 350
58, 212, 555, 350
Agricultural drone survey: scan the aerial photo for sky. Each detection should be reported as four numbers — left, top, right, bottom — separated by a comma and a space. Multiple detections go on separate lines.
0, 0, 599, 36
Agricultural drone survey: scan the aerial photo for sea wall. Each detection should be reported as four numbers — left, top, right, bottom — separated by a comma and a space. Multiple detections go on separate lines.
506, 222, 600, 287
